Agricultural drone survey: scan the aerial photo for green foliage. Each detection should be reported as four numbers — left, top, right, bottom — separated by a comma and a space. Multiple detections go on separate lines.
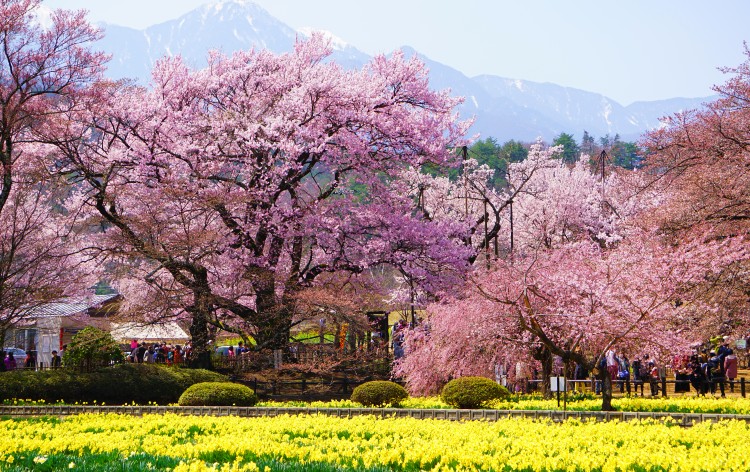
92, 280, 117, 295
469, 137, 506, 189
178, 382, 258, 406
498, 139, 529, 164
612, 141, 642, 169
350, 380, 409, 407
0, 363, 226, 404
441, 376, 510, 409
63, 326, 124, 369
581, 130, 596, 156
552, 132, 580, 164
470, 137, 502, 167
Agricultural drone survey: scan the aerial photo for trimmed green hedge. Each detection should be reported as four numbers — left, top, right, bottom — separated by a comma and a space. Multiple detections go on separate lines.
441, 376, 510, 409
178, 382, 258, 406
0, 363, 226, 405
350, 380, 408, 407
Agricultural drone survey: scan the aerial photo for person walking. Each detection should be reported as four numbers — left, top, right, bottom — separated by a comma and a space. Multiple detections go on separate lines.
23, 351, 35, 370
648, 361, 660, 397
605, 349, 619, 381
617, 355, 630, 393
707, 351, 726, 397
725, 349, 738, 393
50, 350, 62, 369
4, 352, 17, 371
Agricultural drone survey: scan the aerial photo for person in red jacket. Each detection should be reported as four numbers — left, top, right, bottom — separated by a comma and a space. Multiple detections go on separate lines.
724, 348, 739, 392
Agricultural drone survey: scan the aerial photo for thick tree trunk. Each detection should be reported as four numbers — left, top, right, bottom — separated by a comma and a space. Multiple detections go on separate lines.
600, 370, 614, 411
254, 314, 291, 351
187, 291, 212, 370
252, 271, 295, 351
533, 345, 554, 399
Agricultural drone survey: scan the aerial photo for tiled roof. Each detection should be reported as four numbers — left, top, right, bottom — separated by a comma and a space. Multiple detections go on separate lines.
27, 294, 120, 318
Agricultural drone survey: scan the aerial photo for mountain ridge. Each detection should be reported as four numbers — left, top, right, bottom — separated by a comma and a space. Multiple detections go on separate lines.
95, 0, 713, 142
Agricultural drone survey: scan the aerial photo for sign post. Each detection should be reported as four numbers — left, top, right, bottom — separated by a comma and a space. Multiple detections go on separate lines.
550, 376, 566, 409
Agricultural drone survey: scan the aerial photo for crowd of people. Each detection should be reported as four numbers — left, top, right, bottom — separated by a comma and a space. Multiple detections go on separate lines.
672, 337, 739, 397
1, 348, 62, 371
572, 337, 741, 397
126, 339, 192, 365
218, 341, 250, 357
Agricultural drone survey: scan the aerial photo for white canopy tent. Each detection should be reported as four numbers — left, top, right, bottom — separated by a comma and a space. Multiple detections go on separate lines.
110, 322, 189, 344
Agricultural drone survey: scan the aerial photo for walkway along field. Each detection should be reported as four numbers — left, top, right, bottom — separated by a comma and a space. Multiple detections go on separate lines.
2, 404, 750, 425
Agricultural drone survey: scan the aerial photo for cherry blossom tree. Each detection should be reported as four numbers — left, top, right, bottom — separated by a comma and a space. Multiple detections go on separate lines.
398, 228, 744, 409
48, 35, 472, 364
0, 171, 96, 349
639, 43, 750, 339
1, 0, 106, 214
396, 142, 560, 264
394, 133, 750, 408
396, 46, 750, 408
394, 146, 633, 398
0, 0, 107, 346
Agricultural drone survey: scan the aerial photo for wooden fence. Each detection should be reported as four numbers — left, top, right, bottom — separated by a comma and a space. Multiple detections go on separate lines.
212, 343, 391, 372
526, 377, 750, 398
236, 376, 371, 400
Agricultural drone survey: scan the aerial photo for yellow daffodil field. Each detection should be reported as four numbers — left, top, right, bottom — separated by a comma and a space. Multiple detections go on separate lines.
261, 395, 750, 414
2, 412, 750, 471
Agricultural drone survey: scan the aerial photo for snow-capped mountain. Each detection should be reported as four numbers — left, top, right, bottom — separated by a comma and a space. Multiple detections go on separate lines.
95, 0, 711, 142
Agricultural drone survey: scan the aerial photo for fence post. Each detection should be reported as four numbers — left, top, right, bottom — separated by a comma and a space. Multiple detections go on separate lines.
252, 378, 258, 394
661, 378, 668, 398
301, 378, 306, 393
273, 349, 282, 370
742, 378, 746, 398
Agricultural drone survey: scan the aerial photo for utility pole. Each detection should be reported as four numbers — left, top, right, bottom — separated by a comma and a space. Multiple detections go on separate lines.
484, 198, 490, 269
417, 183, 426, 218
598, 149, 608, 199
509, 199, 514, 255
462, 146, 468, 218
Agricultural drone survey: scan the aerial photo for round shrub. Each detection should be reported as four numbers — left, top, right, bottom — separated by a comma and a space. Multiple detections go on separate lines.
441, 376, 509, 409
178, 382, 258, 406
350, 380, 408, 407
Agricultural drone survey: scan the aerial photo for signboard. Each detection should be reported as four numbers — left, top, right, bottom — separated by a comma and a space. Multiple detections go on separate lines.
549, 376, 566, 392
736, 339, 747, 350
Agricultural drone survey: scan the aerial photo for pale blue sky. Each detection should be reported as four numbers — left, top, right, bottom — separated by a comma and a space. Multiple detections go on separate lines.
44, 0, 750, 105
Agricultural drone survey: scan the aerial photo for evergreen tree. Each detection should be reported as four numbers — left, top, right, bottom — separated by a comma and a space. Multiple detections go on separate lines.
613, 141, 642, 169
552, 132, 580, 164
581, 130, 596, 156
467, 138, 504, 188
499, 140, 529, 163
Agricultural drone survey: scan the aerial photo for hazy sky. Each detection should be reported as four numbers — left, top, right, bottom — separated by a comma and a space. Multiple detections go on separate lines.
44, 0, 750, 105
